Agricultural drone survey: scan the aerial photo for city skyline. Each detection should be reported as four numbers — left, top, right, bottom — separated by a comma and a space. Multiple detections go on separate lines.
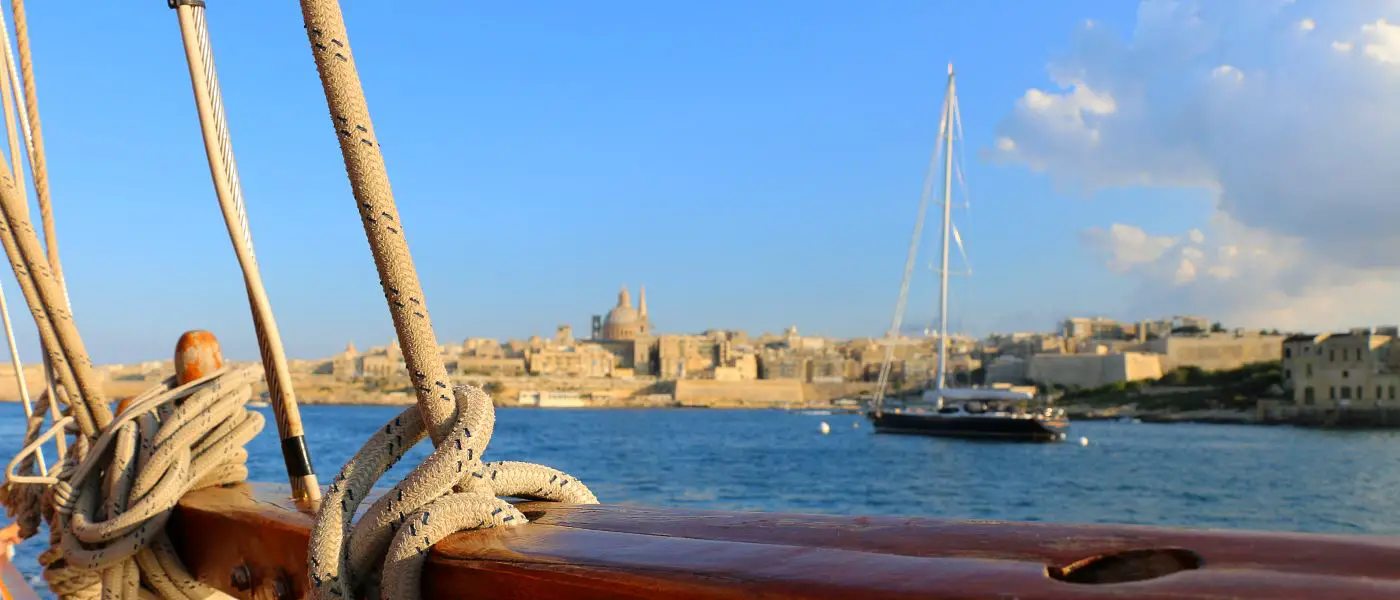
0, 1, 1392, 364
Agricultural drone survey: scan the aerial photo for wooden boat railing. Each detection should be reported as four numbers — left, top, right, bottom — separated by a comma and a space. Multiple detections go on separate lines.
0, 2, 1394, 599
165, 483, 1400, 599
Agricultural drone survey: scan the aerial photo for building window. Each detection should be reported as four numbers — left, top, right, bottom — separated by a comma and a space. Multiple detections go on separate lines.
1307, 364, 1313, 377
1330, 386, 1337, 399
1380, 386, 1386, 401
1358, 386, 1365, 399
1285, 348, 1292, 359
1391, 386, 1397, 400
1304, 387, 1315, 404
1343, 370, 1350, 378
1284, 369, 1292, 380
1341, 387, 1352, 399
1330, 350, 1336, 361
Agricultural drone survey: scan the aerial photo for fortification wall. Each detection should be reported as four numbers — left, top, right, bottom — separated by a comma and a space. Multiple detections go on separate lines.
1142, 335, 1283, 371
674, 380, 804, 407
1123, 352, 1165, 382
985, 359, 1029, 385
1027, 352, 1163, 389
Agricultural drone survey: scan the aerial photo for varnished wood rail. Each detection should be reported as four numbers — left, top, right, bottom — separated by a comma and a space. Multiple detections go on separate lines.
165, 483, 1400, 599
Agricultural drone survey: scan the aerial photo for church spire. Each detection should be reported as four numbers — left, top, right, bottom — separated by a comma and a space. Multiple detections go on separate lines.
639, 285, 648, 317
618, 285, 631, 309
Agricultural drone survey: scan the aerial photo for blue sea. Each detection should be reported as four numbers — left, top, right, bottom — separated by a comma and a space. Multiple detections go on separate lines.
6, 406, 1400, 593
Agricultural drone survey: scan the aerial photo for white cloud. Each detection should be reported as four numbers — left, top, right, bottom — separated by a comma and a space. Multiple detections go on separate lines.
993, 0, 1400, 331
1082, 219, 1400, 331
1080, 223, 1175, 271
1211, 64, 1244, 81
1361, 18, 1400, 63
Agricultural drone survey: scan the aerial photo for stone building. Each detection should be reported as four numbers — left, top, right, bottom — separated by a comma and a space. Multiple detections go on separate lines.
526, 343, 616, 378
360, 341, 405, 378
759, 353, 806, 380
1061, 317, 1127, 340
451, 357, 526, 376
984, 333, 1067, 358
599, 286, 650, 341
462, 337, 507, 358
589, 285, 659, 376
1283, 327, 1400, 407
714, 353, 758, 381
330, 342, 361, 380
1062, 315, 1211, 341
808, 356, 846, 383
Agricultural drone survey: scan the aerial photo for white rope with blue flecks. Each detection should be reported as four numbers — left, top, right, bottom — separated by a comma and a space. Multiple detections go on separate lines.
307, 384, 597, 600
1, 365, 263, 600
293, 0, 597, 596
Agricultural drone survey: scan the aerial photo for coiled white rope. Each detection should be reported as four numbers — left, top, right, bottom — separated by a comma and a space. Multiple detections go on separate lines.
5, 364, 264, 600
308, 385, 597, 600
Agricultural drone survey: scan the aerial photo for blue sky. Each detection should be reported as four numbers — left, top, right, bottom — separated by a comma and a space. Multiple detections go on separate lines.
2, 1, 1227, 363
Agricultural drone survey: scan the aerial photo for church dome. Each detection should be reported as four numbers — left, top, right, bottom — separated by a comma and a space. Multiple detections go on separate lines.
606, 304, 640, 326
601, 285, 649, 340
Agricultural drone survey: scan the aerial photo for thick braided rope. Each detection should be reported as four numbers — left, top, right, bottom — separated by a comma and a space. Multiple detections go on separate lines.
0, 0, 107, 445
308, 385, 597, 600
0, 24, 45, 479
295, 3, 599, 597
0, 5, 95, 440
9, 0, 68, 308
0, 164, 93, 441
298, 0, 456, 444
3, 0, 71, 461
24, 365, 265, 600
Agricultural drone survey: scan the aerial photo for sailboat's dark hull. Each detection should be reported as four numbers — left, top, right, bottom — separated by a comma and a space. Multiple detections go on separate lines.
868, 412, 1069, 442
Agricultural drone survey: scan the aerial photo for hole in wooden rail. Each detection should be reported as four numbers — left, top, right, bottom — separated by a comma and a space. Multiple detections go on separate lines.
521, 510, 546, 522
1047, 548, 1204, 584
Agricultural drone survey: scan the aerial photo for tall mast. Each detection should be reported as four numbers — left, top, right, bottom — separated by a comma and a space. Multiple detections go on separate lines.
871, 62, 954, 416
934, 64, 956, 391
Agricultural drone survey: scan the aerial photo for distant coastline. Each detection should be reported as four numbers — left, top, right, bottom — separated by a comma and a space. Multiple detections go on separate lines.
0, 356, 1388, 429
0, 365, 875, 411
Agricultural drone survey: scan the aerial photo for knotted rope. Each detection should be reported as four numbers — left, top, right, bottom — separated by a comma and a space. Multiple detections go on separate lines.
294, 2, 601, 597
0, 386, 56, 538
308, 385, 597, 600
4, 364, 264, 600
